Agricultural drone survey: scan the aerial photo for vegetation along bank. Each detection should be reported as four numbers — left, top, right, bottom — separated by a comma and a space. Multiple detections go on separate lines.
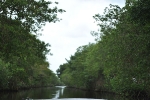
57, 0, 150, 98
0, 0, 65, 91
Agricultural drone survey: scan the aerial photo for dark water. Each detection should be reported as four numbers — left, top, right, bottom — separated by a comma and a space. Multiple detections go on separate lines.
0, 86, 147, 100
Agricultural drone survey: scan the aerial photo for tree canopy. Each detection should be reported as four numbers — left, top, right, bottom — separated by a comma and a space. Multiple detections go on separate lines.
0, 0, 65, 33
57, 0, 150, 98
0, 0, 65, 90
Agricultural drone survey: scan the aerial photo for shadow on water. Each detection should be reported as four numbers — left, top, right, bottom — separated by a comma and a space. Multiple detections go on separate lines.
0, 86, 148, 100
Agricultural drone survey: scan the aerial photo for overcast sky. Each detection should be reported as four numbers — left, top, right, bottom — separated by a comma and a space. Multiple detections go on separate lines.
39, 0, 125, 73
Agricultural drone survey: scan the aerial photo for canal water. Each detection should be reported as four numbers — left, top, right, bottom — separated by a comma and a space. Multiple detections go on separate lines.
0, 86, 146, 100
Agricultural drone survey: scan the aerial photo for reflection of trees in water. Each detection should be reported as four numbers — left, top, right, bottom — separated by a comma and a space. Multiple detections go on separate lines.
57, 88, 129, 100
53, 90, 60, 99
0, 87, 58, 100
61, 86, 65, 95
52, 86, 66, 99
59, 88, 87, 98
0, 86, 136, 100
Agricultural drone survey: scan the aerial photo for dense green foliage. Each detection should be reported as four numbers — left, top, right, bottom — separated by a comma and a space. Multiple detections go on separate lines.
0, 0, 65, 90
57, 0, 150, 97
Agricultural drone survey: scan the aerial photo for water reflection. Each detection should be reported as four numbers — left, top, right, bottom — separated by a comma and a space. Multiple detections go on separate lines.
52, 86, 66, 99
0, 86, 147, 100
52, 90, 60, 99
52, 86, 126, 100
56, 86, 66, 96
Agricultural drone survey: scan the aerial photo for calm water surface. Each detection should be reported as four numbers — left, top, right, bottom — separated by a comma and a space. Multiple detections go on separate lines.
0, 86, 146, 100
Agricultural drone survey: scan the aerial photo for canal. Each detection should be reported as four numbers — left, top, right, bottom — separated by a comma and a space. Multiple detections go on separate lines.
0, 86, 147, 100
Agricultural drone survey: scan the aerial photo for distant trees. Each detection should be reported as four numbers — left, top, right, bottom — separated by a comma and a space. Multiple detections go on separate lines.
0, 0, 65, 90
57, 0, 150, 97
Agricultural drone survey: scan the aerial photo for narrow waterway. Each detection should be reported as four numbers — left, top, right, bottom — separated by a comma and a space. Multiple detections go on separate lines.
0, 86, 146, 100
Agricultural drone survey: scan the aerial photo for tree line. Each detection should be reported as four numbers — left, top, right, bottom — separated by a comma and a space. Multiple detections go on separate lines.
0, 0, 65, 91
57, 0, 150, 97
